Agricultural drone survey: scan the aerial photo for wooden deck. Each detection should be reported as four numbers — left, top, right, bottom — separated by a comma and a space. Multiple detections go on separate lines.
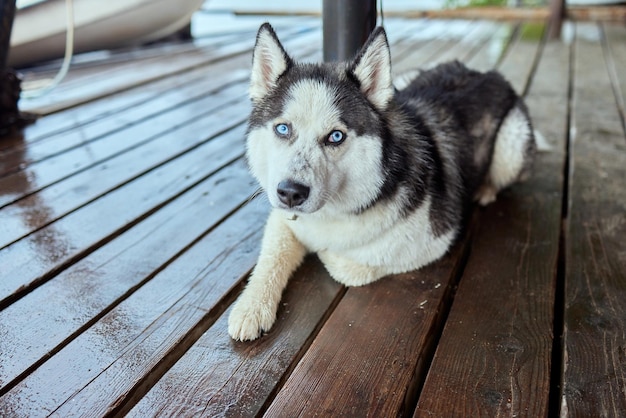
1, 15, 625, 417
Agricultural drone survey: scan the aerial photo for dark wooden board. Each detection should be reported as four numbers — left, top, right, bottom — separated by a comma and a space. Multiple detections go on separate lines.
0, 196, 269, 416
0, 27, 322, 157
14, 29, 248, 83
6, 50, 233, 149
20, 46, 237, 115
415, 27, 565, 417
18, 24, 320, 115
603, 23, 626, 130
2, 16, 619, 417
561, 22, 626, 417
0, 122, 247, 306
0, 68, 249, 178
392, 20, 514, 84
0, 86, 150, 153
428, 20, 504, 67
0, 28, 323, 171
392, 20, 474, 77
127, 257, 342, 418
264, 242, 468, 417
498, 22, 546, 95
465, 23, 516, 72
0, 160, 256, 392
385, 19, 435, 62
0, 91, 249, 235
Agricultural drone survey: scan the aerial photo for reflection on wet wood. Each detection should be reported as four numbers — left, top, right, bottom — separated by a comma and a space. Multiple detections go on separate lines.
0, 16, 624, 417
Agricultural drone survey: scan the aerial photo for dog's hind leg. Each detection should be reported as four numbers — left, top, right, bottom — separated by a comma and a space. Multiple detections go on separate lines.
228, 210, 307, 341
475, 101, 536, 206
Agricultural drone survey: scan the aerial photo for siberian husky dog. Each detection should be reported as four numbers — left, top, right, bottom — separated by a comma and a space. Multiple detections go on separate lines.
228, 23, 535, 341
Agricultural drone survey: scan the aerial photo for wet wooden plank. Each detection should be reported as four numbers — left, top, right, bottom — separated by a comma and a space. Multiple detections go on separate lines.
385, 19, 435, 61
0, 160, 256, 392
0, 88, 248, 218
0, 29, 322, 180
18, 23, 320, 115
465, 23, 516, 72
0, 193, 268, 416
415, 34, 568, 416
22, 28, 260, 85
20, 47, 240, 116
561, 22, 626, 417
392, 20, 474, 77
0, 87, 151, 153
264, 244, 467, 417
0, 94, 250, 251
0, 65, 250, 177
1, 16, 615, 416
426, 20, 504, 68
14, 26, 256, 82
393, 20, 514, 86
392, 20, 505, 91
126, 257, 342, 417
0, 31, 296, 153
602, 23, 626, 130
0, 120, 247, 307
2, 43, 239, 152
498, 22, 547, 95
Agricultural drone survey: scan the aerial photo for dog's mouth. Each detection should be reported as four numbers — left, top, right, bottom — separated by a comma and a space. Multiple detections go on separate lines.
274, 201, 321, 216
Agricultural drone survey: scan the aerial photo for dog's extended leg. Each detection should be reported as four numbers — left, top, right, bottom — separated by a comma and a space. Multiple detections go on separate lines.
228, 210, 306, 341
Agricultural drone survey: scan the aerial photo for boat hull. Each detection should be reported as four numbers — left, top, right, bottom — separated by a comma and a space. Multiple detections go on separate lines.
9, 0, 204, 67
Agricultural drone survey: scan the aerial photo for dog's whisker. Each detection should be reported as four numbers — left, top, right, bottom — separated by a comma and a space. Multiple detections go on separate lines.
242, 187, 266, 207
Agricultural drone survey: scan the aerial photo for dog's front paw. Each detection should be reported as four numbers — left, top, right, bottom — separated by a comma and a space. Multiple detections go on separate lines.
228, 296, 276, 341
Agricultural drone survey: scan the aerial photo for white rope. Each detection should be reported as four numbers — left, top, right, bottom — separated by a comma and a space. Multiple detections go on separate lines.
21, 0, 74, 98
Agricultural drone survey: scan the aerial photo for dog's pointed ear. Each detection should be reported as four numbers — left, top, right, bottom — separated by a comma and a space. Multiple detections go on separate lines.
250, 23, 293, 102
350, 27, 393, 110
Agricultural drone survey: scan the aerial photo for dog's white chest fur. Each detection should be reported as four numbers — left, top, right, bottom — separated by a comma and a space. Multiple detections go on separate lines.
284, 195, 456, 285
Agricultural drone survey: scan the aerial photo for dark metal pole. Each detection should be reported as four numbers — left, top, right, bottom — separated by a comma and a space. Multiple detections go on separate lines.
323, 0, 377, 62
0, 0, 17, 69
1, 0, 36, 136
547, 0, 564, 39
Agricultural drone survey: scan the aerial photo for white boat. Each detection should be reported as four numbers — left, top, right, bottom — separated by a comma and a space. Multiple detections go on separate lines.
9, 0, 205, 67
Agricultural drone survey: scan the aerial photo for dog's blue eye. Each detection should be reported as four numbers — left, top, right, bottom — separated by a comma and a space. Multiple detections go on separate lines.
327, 130, 345, 144
275, 123, 290, 137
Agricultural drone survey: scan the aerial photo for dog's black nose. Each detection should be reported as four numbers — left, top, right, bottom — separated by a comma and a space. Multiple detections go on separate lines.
277, 180, 310, 208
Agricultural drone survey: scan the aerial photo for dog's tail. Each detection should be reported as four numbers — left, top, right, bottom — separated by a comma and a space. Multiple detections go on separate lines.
475, 100, 536, 205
